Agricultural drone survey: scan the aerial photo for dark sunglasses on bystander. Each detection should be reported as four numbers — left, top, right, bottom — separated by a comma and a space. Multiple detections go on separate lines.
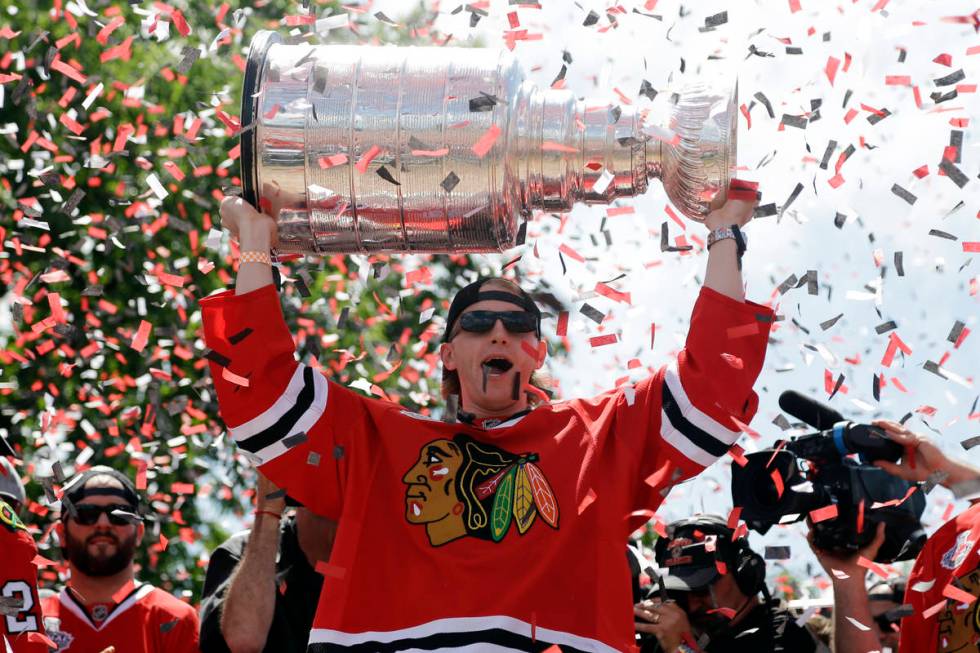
69, 504, 141, 526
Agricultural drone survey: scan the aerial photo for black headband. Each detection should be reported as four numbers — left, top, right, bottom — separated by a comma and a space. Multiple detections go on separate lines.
444, 280, 542, 341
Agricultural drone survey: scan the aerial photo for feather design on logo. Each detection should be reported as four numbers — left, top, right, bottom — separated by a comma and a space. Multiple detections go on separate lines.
490, 466, 517, 541
513, 464, 537, 534
524, 462, 559, 528
476, 464, 515, 501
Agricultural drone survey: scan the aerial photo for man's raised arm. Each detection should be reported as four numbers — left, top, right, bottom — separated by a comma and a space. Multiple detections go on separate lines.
219, 196, 278, 296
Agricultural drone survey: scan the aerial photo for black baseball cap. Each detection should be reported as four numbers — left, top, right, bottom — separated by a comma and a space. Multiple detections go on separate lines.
443, 277, 541, 341
655, 515, 736, 592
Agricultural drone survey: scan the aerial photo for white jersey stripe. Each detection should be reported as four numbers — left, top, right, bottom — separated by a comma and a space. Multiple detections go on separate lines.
247, 368, 329, 465
663, 364, 740, 445
307, 615, 619, 653
229, 365, 310, 441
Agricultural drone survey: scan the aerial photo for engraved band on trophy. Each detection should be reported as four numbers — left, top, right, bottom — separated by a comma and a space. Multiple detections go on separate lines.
240, 31, 737, 255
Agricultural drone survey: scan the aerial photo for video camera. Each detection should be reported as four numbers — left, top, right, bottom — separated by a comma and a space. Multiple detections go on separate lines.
731, 391, 927, 562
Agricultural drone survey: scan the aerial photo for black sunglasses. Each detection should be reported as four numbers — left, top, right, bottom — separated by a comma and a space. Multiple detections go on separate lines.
456, 311, 539, 337
69, 504, 140, 526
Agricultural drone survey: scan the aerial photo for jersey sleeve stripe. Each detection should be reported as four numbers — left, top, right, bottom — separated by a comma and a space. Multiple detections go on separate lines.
231, 366, 328, 458
659, 365, 740, 465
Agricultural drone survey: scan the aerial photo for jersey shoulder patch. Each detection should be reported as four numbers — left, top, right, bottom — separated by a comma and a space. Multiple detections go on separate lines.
0, 499, 28, 533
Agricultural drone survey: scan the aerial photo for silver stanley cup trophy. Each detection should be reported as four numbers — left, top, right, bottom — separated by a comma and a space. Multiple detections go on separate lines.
240, 31, 737, 254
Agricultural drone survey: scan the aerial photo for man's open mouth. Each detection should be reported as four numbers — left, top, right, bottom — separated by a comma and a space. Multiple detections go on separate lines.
481, 357, 514, 376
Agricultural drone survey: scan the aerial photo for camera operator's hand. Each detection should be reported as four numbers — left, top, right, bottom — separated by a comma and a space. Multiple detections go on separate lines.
807, 521, 885, 582
871, 419, 980, 490
635, 599, 694, 652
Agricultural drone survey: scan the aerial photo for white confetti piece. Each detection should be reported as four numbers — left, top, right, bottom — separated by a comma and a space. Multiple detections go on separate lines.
146, 173, 168, 200
845, 616, 871, 631
832, 569, 850, 580
205, 228, 223, 251
316, 13, 349, 33
911, 579, 936, 592
419, 307, 435, 324
81, 82, 103, 110
592, 169, 614, 195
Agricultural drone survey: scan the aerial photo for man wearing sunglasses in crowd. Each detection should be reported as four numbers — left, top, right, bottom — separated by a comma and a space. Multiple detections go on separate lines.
201, 193, 773, 652
39, 466, 200, 652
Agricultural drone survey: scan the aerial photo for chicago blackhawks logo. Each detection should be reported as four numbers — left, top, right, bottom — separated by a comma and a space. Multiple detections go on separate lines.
402, 434, 559, 547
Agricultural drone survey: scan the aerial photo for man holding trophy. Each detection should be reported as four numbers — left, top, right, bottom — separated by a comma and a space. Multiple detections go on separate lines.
201, 33, 771, 653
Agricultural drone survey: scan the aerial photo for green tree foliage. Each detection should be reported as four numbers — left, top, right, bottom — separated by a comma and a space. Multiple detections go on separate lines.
0, 0, 533, 600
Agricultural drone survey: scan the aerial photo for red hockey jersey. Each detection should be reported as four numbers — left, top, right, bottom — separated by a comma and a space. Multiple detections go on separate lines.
201, 283, 773, 652
1, 499, 48, 653
899, 501, 980, 653
40, 583, 200, 653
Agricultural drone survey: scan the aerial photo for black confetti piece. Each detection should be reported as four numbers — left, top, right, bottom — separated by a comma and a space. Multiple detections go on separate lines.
777, 274, 798, 295
639, 79, 657, 101
177, 46, 200, 74
928, 229, 957, 241
931, 89, 958, 104
558, 251, 567, 275
282, 431, 309, 449
511, 371, 521, 401
551, 64, 567, 87
897, 48, 907, 63
583, 10, 599, 26
950, 130, 963, 163
834, 212, 847, 229
842, 89, 853, 107
819, 140, 836, 170
409, 135, 436, 150
295, 269, 312, 297
764, 546, 791, 560
780, 183, 804, 216
948, 320, 966, 344
806, 270, 818, 295
819, 313, 843, 330
374, 11, 398, 25
468, 94, 498, 112
704, 11, 727, 26
867, 108, 891, 125
934, 69, 965, 86
160, 620, 179, 634
202, 349, 231, 368
754, 203, 777, 218
307, 451, 321, 466
772, 414, 792, 430
938, 159, 969, 188
961, 436, 980, 451
875, 321, 897, 334
265, 488, 287, 500
781, 114, 808, 129
753, 92, 774, 118
376, 165, 401, 185
786, 46, 803, 55
515, 220, 528, 246
894, 251, 904, 276
922, 361, 947, 379
440, 171, 460, 192
579, 303, 605, 324
82, 284, 103, 297
873, 374, 881, 402
482, 363, 490, 393
828, 373, 845, 400
333, 445, 345, 459
891, 184, 917, 205
228, 327, 254, 345
337, 306, 350, 330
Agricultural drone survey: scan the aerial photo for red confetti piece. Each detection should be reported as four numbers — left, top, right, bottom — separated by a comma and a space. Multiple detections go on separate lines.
521, 340, 538, 360
825, 56, 840, 85
942, 583, 976, 605
606, 206, 634, 217
131, 320, 152, 352
857, 556, 888, 578
96, 16, 125, 45
828, 173, 845, 188
962, 242, 980, 253
315, 560, 347, 579
664, 204, 685, 230
471, 124, 501, 158
788, 0, 801, 11
589, 334, 618, 347
810, 504, 839, 523
556, 311, 568, 337
578, 488, 597, 514
318, 153, 348, 169
171, 9, 191, 37
726, 322, 759, 339
171, 482, 195, 495
885, 75, 911, 86
410, 147, 449, 157
912, 165, 929, 178
843, 108, 858, 124
59, 112, 85, 135
354, 145, 381, 173
870, 0, 889, 11
934, 53, 953, 66
51, 57, 87, 84
922, 599, 947, 619
770, 469, 785, 498
221, 367, 249, 387
541, 141, 578, 153
595, 282, 631, 304
558, 243, 585, 262
163, 161, 185, 181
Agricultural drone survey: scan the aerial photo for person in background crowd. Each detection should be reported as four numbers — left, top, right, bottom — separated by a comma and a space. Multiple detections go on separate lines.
868, 577, 906, 651
634, 514, 820, 652
200, 473, 336, 653
1, 456, 51, 653
40, 466, 200, 653
810, 419, 980, 653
